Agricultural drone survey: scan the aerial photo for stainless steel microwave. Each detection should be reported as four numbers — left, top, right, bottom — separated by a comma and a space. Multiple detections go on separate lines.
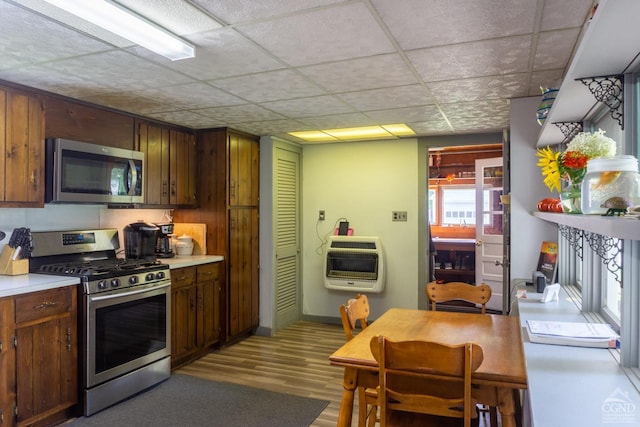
45, 138, 145, 204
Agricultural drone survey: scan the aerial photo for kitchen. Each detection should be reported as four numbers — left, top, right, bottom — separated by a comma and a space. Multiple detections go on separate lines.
2, 0, 640, 426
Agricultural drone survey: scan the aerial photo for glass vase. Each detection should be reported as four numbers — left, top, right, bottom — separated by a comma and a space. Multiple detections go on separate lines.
560, 181, 582, 214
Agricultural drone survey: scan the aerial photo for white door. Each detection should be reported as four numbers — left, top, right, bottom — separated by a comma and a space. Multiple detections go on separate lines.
475, 157, 504, 311
274, 146, 301, 330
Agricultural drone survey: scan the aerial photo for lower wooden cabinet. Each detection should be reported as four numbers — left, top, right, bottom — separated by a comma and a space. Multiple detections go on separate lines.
170, 262, 221, 368
0, 286, 78, 427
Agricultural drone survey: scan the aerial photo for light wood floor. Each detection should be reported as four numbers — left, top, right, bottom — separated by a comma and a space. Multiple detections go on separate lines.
175, 320, 499, 426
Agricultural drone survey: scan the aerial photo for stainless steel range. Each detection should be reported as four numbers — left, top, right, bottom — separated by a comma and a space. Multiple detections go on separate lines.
29, 229, 171, 416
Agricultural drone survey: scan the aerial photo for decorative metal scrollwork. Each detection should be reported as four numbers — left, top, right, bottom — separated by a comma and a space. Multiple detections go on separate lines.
576, 74, 624, 129
583, 231, 623, 286
553, 122, 583, 143
558, 225, 583, 260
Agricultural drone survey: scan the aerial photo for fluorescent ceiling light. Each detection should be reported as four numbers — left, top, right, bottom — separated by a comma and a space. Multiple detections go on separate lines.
289, 124, 415, 142
43, 0, 195, 61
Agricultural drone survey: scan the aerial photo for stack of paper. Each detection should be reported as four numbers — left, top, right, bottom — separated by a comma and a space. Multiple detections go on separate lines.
526, 320, 620, 348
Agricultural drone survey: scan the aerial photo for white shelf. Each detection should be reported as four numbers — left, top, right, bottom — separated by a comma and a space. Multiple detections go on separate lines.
532, 211, 640, 240
537, 0, 640, 147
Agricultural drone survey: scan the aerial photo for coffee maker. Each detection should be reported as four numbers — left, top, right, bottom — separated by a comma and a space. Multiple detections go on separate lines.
123, 221, 159, 260
154, 223, 175, 258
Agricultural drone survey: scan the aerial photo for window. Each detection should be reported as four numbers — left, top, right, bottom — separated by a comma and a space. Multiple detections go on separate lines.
441, 186, 475, 226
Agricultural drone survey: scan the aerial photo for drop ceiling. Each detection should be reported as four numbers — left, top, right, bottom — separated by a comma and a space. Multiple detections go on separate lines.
0, 0, 596, 143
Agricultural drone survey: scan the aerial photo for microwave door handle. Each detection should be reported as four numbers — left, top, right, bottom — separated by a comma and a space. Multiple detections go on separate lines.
126, 159, 138, 196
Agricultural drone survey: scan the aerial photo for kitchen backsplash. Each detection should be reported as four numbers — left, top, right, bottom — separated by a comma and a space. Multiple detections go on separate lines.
0, 205, 173, 257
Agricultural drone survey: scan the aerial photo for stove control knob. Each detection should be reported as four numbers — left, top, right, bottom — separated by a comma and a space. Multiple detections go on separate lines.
111, 279, 120, 288
156, 271, 165, 280
146, 273, 155, 281
98, 280, 108, 290
129, 276, 139, 285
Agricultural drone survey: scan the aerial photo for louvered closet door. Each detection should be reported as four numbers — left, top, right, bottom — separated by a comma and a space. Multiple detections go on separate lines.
275, 146, 301, 331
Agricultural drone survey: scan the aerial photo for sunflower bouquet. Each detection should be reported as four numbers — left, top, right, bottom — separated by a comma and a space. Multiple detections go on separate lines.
536, 129, 617, 193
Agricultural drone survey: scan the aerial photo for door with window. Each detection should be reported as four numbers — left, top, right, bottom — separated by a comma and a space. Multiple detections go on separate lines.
475, 157, 504, 311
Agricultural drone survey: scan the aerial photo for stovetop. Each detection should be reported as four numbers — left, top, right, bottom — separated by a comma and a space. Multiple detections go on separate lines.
29, 228, 171, 294
37, 258, 166, 278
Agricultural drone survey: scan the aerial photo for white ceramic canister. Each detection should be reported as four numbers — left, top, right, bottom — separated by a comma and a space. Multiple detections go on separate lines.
175, 234, 194, 256
581, 156, 640, 215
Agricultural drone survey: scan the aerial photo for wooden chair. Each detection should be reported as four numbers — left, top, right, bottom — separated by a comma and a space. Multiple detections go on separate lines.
426, 281, 492, 314
340, 294, 370, 341
339, 294, 378, 427
370, 336, 484, 427
426, 281, 497, 425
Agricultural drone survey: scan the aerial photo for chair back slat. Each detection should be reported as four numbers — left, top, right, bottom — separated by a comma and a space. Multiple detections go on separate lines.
371, 336, 483, 427
340, 294, 370, 341
426, 281, 492, 314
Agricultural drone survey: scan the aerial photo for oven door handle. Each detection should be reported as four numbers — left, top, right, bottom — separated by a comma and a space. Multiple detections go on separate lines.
89, 282, 171, 302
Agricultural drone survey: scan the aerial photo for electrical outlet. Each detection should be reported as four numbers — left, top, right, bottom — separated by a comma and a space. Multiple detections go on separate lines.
392, 211, 408, 221
319, 210, 325, 221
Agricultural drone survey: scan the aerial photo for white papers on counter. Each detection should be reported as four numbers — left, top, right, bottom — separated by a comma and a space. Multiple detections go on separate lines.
526, 320, 619, 348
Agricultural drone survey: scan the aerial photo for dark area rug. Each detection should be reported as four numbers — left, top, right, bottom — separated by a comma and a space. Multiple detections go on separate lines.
68, 374, 329, 427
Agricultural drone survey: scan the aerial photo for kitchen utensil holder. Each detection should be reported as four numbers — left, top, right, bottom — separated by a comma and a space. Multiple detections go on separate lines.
0, 246, 29, 275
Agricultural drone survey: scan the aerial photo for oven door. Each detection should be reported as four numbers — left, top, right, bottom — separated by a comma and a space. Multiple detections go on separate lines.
85, 281, 171, 388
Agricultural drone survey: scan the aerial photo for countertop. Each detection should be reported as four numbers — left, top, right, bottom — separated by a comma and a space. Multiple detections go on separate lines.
0, 255, 224, 299
515, 285, 640, 426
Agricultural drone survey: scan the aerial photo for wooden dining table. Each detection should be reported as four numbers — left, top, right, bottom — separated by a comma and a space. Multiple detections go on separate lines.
329, 308, 528, 427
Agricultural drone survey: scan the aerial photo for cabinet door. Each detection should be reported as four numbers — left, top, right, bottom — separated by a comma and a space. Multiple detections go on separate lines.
228, 207, 259, 338
196, 263, 220, 348
0, 298, 16, 426
170, 267, 197, 364
228, 133, 259, 206
14, 287, 77, 425
169, 130, 197, 206
138, 122, 170, 205
1, 89, 44, 205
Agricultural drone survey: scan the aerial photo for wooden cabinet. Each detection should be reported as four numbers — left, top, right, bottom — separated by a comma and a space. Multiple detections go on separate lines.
174, 128, 259, 344
0, 286, 78, 427
0, 87, 44, 207
433, 240, 475, 284
137, 121, 197, 207
170, 262, 221, 368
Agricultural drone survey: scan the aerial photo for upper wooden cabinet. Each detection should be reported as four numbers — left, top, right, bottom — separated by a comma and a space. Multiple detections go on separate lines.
0, 87, 44, 207
229, 132, 259, 206
137, 121, 197, 207
44, 97, 135, 150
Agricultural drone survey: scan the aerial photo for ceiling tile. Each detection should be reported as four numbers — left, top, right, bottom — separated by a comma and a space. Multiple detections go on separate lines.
143, 109, 220, 128
429, 74, 529, 104
529, 69, 565, 94
210, 69, 326, 103
192, 0, 344, 24
533, 28, 581, 70
337, 84, 434, 111
260, 95, 355, 118
540, 0, 595, 32
440, 99, 510, 121
407, 35, 532, 82
116, 0, 221, 34
371, 0, 537, 50
300, 112, 378, 129
237, 2, 396, 66
49, 51, 194, 90
129, 28, 286, 80
0, 2, 112, 69
299, 54, 418, 93
365, 105, 442, 124
80, 92, 172, 115
134, 82, 246, 109
195, 103, 286, 123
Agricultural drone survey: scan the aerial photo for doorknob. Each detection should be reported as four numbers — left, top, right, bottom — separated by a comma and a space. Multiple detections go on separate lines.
494, 260, 504, 266
475, 240, 482, 246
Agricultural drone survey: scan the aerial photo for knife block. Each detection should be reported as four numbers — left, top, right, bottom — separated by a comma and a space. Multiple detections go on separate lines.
0, 246, 29, 276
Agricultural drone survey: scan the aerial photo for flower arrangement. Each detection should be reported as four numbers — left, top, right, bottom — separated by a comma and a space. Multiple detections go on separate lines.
536, 129, 617, 193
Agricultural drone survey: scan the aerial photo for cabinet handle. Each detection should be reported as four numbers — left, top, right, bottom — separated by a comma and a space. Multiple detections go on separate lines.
171, 180, 176, 196
230, 182, 236, 200
162, 180, 168, 197
66, 327, 72, 352
34, 300, 58, 311
201, 271, 212, 276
